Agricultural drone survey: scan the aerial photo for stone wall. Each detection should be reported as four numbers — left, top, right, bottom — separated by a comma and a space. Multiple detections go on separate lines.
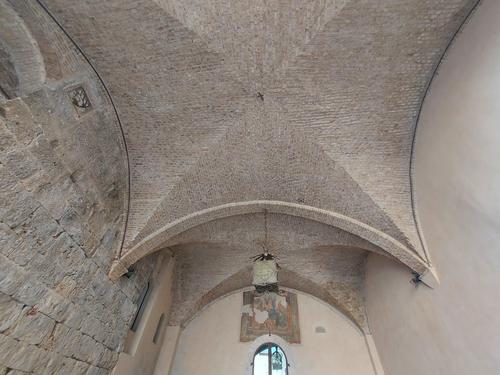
0, 1, 158, 373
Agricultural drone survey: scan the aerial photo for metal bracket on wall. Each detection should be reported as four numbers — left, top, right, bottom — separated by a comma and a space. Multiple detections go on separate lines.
410, 271, 433, 289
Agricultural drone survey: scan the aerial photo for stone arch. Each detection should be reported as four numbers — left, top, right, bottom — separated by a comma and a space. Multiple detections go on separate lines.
110, 200, 430, 279
0, 0, 45, 98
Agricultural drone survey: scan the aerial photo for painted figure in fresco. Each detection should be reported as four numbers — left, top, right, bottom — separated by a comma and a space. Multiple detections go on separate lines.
241, 291, 300, 343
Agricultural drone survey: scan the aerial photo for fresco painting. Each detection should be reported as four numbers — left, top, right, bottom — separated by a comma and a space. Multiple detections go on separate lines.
240, 290, 300, 343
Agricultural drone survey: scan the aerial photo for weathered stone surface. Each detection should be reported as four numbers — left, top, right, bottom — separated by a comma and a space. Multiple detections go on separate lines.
36, 289, 72, 323
0, 189, 39, 231
5, 370, 26, 375
71, 360, 92, 375
46, 355, 90, 375
12, 277, 48, 308
97, 349, 119, 370
62, 305, 85, 330
54, 276, 77, 298
0, 1, 151, 372
0, 334, 50, 372
0, 255, 28, 296
0, 293, 23, 333
80, 315, 104, 346
10, 306, 55, 345
46, 324, 105, 366
0, 223, 30, 266
85, 365, 108, 375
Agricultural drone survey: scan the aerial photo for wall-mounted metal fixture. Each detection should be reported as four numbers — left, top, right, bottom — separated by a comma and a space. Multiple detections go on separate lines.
124, 267, 135, 279
411, 271, 433, 289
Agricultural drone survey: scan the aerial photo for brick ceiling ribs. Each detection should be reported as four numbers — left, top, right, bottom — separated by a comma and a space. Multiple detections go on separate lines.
163, 213, 382, 330
40, 0, 478, 293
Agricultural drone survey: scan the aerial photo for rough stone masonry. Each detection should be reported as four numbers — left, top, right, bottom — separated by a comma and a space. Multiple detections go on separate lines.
0, 1, 157, 373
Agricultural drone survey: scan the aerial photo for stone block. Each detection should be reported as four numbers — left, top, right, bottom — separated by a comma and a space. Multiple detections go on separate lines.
5, 369, 25, 375
0, 121, 16, 154
0, 293, 23, 333
80, 314, 102, 341
47, 356, 89, 375
72, 359, 91, 375
12, 276, 48, 307
0, 165, 18, 198
48, 326, 104, 366
49, 324, 77, 357
92, 243, 115, 271
0, 254, 28, 296
25, 251, 65, 288
88, 270, 112, 300
59, 207, 84, 247
10, 306, 55, 345
54, 276, 77, 298
97, 348, 119, 370
101, 325, 121, 351
5, 240, 35, 268
76, 254, 98, 281
85, 365, 108, 375
24, 173, 69, 221
115, 277, 140, 302
16, 207, 60, 254
0, 191, 39, 230
0, 333, 50, 372
26, 136, 65, 176
88, 340, 106, 366
47, 233, 87, 280
119, 296, 136, 324
36, 289, 72, 323
4, 148, 41, 182
63, 306, 85, 330
75, 334, 104, 365
42, 352, 65, 375
0, 224, 24, 262
2, 98, 41, 146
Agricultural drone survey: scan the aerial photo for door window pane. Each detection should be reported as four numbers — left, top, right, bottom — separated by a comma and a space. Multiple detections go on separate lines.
253, 343, 288, 375
271, 345, 287, 375
253, 346, 270, 375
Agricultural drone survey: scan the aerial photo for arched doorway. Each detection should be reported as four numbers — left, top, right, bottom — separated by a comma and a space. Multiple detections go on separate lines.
252, 342, 289, 375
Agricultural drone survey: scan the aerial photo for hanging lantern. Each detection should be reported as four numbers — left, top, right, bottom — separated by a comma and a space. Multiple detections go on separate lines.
252, 253, 279, 293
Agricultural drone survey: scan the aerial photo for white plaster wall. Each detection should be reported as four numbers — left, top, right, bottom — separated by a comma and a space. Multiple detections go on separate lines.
113, 254, 176, 375
365, 1, 500, 374
169, 292, 377, 375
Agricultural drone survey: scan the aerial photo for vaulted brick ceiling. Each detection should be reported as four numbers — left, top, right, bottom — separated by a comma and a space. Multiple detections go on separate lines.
42, 0, 477, 280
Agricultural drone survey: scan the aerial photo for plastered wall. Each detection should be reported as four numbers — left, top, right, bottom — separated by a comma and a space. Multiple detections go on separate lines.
168, 292, 378, 375
113, 254, 175, 375
364, 1, 500, 374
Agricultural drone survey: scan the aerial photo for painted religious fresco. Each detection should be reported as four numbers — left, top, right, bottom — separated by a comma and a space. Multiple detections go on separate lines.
240, 290, 300, 343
